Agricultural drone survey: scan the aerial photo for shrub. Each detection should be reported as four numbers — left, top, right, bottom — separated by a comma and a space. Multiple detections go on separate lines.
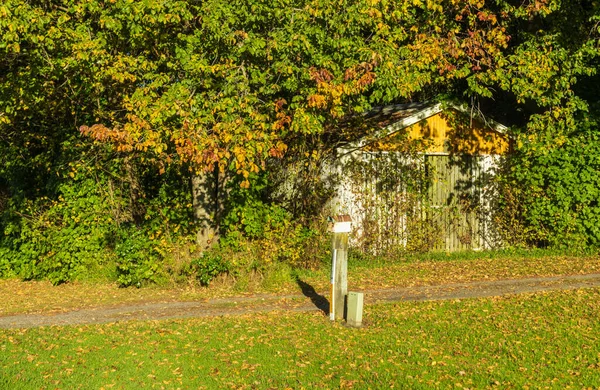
220, 171, 328, 270
497, 120, 600, 249
0, 177, 117, 284
189, 252, 229, 286
115, 228, 165, 287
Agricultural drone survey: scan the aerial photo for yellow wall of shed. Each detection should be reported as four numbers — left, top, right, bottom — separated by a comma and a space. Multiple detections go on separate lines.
406, 112, 510, 155
370, 111, 511, 155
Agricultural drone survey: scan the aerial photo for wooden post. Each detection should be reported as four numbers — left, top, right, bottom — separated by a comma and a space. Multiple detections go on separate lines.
329, 215, 351, 321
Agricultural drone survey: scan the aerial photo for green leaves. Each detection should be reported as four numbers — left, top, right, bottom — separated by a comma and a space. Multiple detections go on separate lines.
500, 118, 600, 249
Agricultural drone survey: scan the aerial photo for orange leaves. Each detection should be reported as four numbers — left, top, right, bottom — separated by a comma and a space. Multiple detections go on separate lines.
170, 107, 288, 187
345, 62, 376, 85
173, 136, 202, 167
521, 0, 554, 16
268, 141, 288, 159
273, 114, 291, 131
273, 99, 291, 131
80, 113, 168, 156
477, 10, 498, 25
356, 71, 376, 89
307, 63, 376, 117
307, 94, 327, 109
309, 67, 334, 86
79, 124, 134, 152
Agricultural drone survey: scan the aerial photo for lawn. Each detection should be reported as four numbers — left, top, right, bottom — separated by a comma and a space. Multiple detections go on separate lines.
2, 288, 600, 389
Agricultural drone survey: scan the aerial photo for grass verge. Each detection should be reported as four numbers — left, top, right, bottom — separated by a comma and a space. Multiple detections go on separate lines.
1, 251, 600, 316
1, 288, 599, 389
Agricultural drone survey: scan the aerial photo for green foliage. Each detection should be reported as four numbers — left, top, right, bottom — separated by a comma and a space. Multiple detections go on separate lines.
189, 252, 229, 286
220, 210, 325, 273
498, 119, 600, 249
114, 228, 164, 288
0, 138, 197, 285
0, 176, 117, 285
0, 248, 15, 278
219, 172, 328, 272
111, 168, 198, 287
222, 173, 291, 240
224, 201, 290, 240
5, 0, 596, 180
0, 0, 599, 284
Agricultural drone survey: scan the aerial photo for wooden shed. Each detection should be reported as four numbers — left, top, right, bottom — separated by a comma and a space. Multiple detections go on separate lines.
332, 102, 510, 253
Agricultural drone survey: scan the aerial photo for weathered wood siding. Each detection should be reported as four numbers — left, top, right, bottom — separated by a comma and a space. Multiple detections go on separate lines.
335, 152, 500, 253
427, 154, 482, 251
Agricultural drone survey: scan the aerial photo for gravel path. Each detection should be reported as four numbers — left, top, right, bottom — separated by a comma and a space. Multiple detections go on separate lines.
2, 273, 600, 329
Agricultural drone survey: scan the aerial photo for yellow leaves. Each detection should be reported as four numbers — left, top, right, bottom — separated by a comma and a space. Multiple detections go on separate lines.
307, 94, 327, 109
366, 8, 383, 19
425, 0, 443, 13
116, 144, 134, 152
468, 0, 485, 7
0, 113, 10, 125
234, 147, 246, 164
109, 67, 137, 83
234, 30, 249, 40
222, 132, 233, 143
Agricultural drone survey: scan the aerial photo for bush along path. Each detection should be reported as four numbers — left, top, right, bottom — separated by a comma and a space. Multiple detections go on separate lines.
2, 273, 600, 329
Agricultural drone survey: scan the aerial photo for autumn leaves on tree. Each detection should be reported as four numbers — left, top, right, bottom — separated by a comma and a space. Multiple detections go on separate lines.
1, 0, 599, 253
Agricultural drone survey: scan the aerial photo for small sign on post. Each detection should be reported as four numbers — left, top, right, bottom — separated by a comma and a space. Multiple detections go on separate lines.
329, 215, 351, 321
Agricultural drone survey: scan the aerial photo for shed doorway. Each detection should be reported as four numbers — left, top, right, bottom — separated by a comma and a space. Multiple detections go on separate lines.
426, 154, 483, 251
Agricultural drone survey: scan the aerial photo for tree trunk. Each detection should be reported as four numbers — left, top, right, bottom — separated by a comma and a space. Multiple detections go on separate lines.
124, 158, 145, 224
191, 166, 221, 250
0, 179, 8, 215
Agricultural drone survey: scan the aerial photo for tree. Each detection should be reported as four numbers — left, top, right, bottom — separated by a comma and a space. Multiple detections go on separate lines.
1, 0, 599, 255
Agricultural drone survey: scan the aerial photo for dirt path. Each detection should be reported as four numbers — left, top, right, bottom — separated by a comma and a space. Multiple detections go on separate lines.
2, 273, 600, 329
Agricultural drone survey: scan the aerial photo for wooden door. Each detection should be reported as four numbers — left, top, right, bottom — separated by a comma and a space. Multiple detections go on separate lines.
426, 154, 481, 251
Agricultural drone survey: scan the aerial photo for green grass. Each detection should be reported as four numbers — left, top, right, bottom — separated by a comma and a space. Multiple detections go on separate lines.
346, 247, 600, 269
2, 289, 600, 389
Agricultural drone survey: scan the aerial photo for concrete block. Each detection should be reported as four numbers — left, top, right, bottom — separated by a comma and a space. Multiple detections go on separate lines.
346, 291, 364, 327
